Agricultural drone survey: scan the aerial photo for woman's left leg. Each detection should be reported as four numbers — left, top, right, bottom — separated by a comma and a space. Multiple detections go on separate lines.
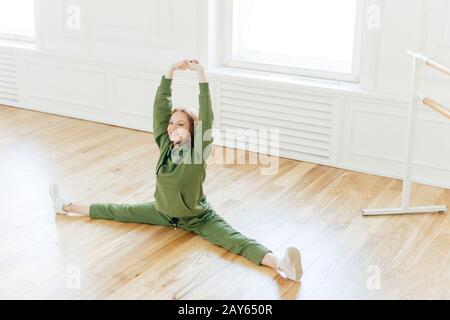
180, 209, 303, 281
180, 209, 271, 266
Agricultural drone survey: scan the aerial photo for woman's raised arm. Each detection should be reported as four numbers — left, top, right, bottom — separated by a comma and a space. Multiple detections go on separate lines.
152, 60, 189, 149
187, 60, 214, 162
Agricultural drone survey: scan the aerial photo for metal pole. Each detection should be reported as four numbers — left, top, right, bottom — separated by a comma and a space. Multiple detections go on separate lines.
401, 57, 422, 210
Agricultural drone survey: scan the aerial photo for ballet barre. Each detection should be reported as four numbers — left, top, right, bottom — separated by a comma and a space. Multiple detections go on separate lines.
421, 96, 450, 120
362, 50, 449, 216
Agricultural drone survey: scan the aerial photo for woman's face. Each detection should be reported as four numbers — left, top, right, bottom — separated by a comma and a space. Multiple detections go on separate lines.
167, 111, 191, 145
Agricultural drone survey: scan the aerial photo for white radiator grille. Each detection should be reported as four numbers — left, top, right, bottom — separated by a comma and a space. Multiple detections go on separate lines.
0, 51, 18, 105
219, 82, 333, 163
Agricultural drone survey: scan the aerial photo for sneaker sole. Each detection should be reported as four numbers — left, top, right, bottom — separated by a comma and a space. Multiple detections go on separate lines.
49, 183, 64, 214
286, 247, 303, 281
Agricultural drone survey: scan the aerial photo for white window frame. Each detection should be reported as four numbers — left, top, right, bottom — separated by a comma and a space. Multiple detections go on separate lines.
0, 0, 36, 44
222, 0, 368, 83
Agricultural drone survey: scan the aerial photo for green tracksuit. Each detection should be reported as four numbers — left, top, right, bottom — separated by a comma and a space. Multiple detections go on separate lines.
89, 76, 271, 265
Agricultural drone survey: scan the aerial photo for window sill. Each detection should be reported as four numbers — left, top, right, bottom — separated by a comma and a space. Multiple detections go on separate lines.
208, 67, 403, 103
0, 38, 37, 51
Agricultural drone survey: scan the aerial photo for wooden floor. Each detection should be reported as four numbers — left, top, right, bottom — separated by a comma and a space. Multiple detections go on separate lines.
0, 104, 449, 300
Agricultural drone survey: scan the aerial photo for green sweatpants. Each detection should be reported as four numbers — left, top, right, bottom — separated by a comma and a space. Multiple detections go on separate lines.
89, 202, 271, 265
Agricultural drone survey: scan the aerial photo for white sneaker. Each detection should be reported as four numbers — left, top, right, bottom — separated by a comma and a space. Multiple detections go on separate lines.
49, 183, 72, 214
277, 247, 303, 282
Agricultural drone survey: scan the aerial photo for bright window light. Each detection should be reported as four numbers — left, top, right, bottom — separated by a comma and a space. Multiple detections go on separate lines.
232, 0, 361, 80
0, 0, 35, 40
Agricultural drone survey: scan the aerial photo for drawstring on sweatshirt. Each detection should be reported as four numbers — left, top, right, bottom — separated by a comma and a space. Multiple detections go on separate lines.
169, 217, 179, 229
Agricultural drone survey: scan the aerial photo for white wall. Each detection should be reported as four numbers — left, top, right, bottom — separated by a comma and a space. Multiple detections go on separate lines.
0, 0, 449, 188
338, 0, 450, 188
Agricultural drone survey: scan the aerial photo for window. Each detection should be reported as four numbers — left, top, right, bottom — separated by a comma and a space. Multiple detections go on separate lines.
0, 0, 36, 42
227, 0, 365, 82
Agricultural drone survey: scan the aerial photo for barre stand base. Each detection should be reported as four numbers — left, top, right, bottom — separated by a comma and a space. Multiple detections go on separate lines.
362, 205, 447, 216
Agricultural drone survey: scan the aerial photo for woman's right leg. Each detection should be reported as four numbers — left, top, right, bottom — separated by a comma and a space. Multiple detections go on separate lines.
64, 201, 172, 226
50, 182, 171, 226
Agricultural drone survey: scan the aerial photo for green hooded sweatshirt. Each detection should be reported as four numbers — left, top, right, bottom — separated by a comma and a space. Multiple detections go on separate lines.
152, 76, 214, 218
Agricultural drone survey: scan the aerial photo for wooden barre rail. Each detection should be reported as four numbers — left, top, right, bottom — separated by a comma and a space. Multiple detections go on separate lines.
426, 59, 450, 78
421, 96, 450, 120
407, 50, 450, 77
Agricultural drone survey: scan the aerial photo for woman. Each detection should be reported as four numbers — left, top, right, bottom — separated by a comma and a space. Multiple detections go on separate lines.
49, 59, 303, 282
